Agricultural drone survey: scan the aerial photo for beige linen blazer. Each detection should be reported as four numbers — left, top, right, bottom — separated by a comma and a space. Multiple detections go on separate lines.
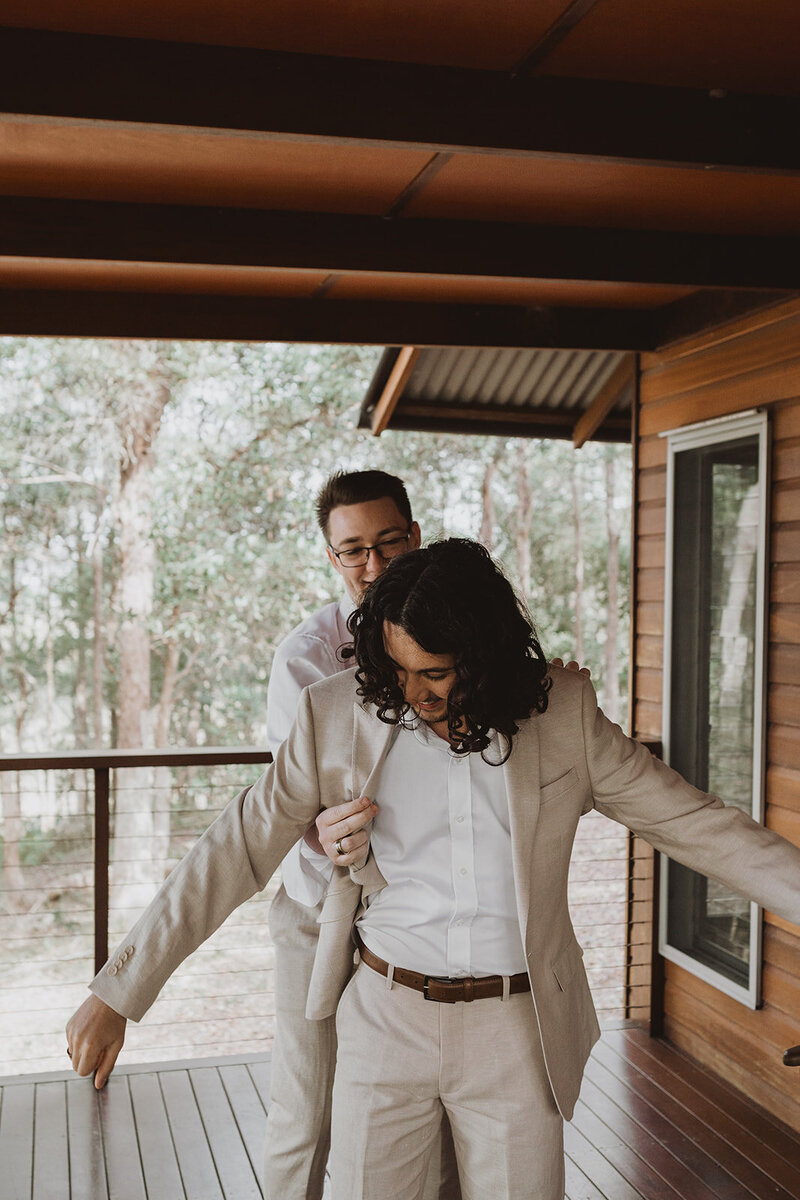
92, 666, 800, 1120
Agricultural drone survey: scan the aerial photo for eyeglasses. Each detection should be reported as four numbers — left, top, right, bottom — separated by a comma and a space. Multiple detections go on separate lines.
329, 533, 411, 568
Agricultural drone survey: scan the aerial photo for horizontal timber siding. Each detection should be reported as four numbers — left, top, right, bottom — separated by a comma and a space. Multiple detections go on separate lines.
634, 299, 800, 1133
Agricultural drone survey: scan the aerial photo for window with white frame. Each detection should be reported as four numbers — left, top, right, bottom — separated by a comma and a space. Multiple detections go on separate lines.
659, 410, 769, 1007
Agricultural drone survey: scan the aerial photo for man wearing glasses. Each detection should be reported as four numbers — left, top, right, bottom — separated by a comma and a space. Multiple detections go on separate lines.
266, 470, 458, 1200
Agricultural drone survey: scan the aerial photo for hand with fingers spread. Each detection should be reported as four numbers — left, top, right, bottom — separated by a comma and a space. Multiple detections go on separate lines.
66, 993, 127, 1089
316, 795, 378, 868
550, 657, 591, 678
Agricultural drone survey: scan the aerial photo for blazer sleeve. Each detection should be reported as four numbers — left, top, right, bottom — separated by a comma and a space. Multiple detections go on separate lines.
90, 688, 323, 1022
579, 677, 800, 927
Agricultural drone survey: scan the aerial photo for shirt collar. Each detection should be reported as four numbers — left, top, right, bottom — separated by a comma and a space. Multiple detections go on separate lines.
339, 594, 357, 623
407, 720, 503, 760
410, 719, 453, 754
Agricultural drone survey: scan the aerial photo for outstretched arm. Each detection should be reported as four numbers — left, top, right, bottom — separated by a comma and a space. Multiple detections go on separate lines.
65, 689, 324, 1079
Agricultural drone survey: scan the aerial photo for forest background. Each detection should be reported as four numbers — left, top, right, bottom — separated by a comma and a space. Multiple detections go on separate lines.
0, 337, 631, 1073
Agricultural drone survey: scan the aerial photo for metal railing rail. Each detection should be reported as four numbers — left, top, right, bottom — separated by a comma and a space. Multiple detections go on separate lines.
0, 748, 269, 973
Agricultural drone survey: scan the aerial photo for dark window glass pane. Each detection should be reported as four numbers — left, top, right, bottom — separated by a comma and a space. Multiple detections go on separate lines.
666, 435, 759, 988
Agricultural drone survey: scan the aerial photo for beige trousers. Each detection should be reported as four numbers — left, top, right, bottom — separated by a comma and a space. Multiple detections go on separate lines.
265, 884, 336, 1200
330, 960, 565, 1200
265, 885, 461, 1200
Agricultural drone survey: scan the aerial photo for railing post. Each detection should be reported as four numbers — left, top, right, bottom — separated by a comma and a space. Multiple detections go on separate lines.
94, 767, 110, 975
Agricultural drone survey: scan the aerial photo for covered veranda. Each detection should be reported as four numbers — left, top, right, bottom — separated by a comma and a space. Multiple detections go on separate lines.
1, 1, 800, 1195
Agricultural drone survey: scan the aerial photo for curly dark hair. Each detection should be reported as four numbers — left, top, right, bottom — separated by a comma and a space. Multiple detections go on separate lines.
348, 538, 550, 764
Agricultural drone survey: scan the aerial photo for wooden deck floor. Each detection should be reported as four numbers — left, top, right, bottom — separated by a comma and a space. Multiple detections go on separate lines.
1, 1026, 799, 1200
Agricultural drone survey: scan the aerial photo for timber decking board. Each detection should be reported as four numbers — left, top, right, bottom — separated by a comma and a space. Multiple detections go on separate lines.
66, 1081, 108, 1200
99, 1075, 148, 1200
188, 1066, 262, 1200
1, 1031, 798, 1200
216, 1063, 268, 1173
577, 1073, 726, 1200
0, 1083, 35, 1200
157, 1069, 224, 1200
588, 1044, 785, 1200
33, 1081, 69, 1200
128, 1072, 186, 1199
600, 1030, 800, 1196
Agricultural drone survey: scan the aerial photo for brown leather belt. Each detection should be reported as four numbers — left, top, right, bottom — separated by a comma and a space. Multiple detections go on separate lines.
355, 933, 530, 1004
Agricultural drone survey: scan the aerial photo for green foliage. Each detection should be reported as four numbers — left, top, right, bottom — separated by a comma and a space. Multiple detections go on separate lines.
0, 337, 631, 754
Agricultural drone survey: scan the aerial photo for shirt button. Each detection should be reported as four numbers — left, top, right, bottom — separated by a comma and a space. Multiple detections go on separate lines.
456, 815, 465, 823
459, 867, 468, 876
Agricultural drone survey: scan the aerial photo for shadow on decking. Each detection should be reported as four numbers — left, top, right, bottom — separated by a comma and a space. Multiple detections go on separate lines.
1, 1026, 799, 1200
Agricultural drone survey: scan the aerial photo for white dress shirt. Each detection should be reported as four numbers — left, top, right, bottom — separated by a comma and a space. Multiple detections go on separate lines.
356, 721, 528, 978
266, 597, 355, 903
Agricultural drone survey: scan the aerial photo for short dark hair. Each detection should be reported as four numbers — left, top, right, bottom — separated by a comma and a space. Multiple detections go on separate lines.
315, 470, 413, 539
349, 538, 550, 763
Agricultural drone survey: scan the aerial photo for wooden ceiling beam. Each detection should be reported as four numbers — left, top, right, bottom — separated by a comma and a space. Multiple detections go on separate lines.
3, 26, 800, 174
4, 197, 800, 291
0, 289, 656, 350
572, 355, 635, 448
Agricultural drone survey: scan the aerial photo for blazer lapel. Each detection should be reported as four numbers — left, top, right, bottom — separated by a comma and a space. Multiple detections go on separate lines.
504, 718, 542, 944
337, 699, 397, 900
351, 698, 398, 802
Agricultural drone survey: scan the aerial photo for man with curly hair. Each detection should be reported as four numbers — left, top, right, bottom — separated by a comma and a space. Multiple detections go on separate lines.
67, 539, 800, 1200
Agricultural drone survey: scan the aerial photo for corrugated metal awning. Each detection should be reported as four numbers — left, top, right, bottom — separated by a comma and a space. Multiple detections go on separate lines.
359, 346, 634, 443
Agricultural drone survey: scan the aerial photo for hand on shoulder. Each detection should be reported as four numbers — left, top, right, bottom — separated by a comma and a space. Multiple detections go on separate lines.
549, 657, 591, 678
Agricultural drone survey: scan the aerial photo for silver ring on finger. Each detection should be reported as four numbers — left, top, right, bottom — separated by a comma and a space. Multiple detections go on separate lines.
334, 838, 346, 856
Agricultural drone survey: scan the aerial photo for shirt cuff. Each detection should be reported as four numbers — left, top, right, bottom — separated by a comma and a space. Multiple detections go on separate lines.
281, 838, 335, 907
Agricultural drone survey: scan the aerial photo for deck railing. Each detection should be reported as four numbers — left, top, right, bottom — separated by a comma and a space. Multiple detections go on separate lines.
0, 747, 269, 975
0, 748, 270, 1075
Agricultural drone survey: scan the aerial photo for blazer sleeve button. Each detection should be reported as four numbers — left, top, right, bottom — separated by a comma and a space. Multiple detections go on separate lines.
107, 965, 118, 976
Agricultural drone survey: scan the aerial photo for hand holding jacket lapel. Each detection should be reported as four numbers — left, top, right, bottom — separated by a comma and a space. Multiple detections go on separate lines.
306, 697, 395, 1018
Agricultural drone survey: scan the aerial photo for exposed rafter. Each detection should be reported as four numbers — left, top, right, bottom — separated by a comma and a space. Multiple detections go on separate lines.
3, 26, 800, 173
572, 356, 635, 448
3, 197, 800, 291
0, 289, 656, 349
369, 347, 420, 435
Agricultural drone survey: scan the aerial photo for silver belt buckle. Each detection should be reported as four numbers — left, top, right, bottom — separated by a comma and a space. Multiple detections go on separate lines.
422, 974, 457, 1002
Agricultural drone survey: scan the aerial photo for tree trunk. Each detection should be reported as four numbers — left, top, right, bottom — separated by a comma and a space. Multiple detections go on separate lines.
604, 449, 620, 724
93, 491, 106, 749
111, 371, 172, 917
74, 519, 89, 756
515, 443, 534, 601
44, 536, 56, 738
479, 448, 503, 550
571, 451, 585, 665
1, 556, 27, 909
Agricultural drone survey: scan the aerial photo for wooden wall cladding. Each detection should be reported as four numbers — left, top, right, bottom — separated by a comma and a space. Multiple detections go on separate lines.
634, 298, 800, 1133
